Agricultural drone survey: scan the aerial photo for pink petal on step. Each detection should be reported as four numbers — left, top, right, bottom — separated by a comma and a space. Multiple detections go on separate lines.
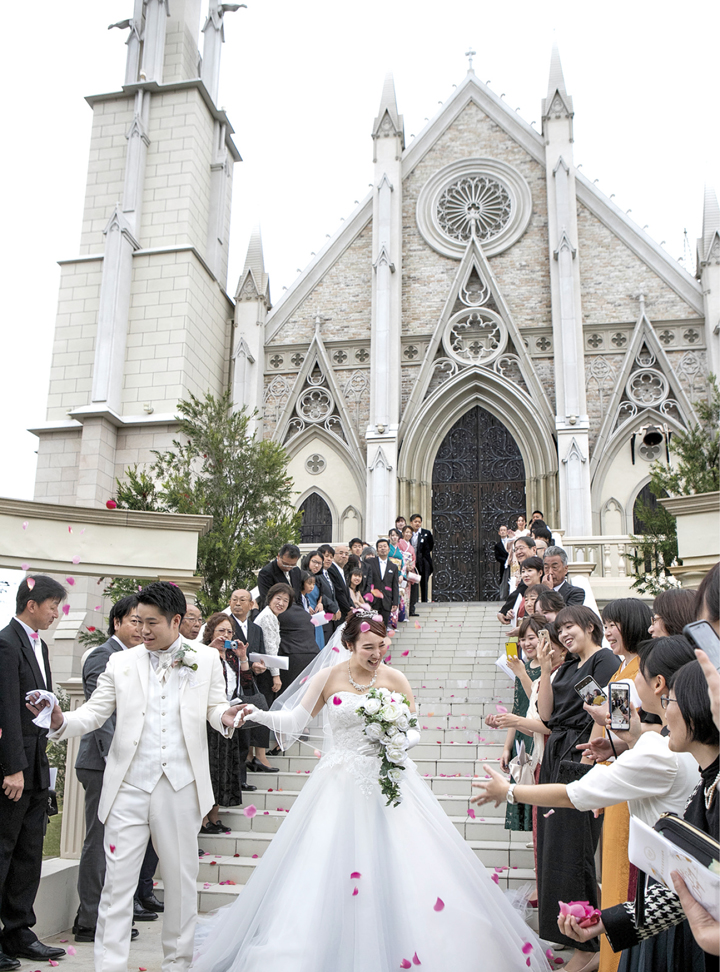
433, 897, 444, 912
350, 871, 362, 879
67, 947, 77, 956
22, 521, 28, 530
94, 605, 101, 610
63, 604, 70, 615
467, 808, 476, 818
50, 963, 59, 968
68, 526, 73, 533
491, 873, 499, 884
543, 809, 555, 818
414, 622, 421, 629
27, 578, 35, 590
66, 577, 75, 586
352, 887, 359, 896
20, 563, 29, 571
252, 854, 258, 859
243, 805, 257, 818
402, 650, 409, 656
72, 555, 81, 564
333, 696, 342, 705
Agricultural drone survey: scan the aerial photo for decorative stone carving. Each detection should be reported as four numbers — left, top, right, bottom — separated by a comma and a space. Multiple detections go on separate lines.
683, 328, 700, 344
333, 349, 348, 364
536, 335, 552, 352
611, 332, 627, 347
291, 352, 304, 368
355, 348, 370, 363
404, 345, 419, 359
626, 369, 668, 407
587, 333, 603, 349
659, 329, 675, 345
444, 308, 507, 366
263, 375, 292, 425
416, 158, 532, 259
639, 439, 662, 462
305, 453, 326, 475
269, 353, 283, 368
297, 387, 334, 423
635, 345, 656, 368
425, 357, 459, 399
586, 356, 617, 418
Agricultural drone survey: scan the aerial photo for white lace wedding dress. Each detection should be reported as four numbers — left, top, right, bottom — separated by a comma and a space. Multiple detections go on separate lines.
192, 692, 550, 972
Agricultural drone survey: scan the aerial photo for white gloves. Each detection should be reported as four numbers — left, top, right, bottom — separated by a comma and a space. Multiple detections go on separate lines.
235, 702, 313, 736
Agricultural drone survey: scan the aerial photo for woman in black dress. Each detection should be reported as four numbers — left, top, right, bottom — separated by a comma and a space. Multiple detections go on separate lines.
558, 658, 719, 972
535, 605, 618, 971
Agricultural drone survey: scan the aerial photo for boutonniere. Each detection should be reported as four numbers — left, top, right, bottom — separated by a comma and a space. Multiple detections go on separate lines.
174, 643, 199, 686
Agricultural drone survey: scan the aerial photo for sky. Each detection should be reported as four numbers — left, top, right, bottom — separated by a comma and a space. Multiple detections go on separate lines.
0, 0, 717, 501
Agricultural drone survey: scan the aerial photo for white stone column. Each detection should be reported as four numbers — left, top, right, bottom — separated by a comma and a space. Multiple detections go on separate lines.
233, 228, 271, 435
141, 0, 169, 83
201, 0, 244, 103
697, 187, 720, 377
207, 122, 229, 283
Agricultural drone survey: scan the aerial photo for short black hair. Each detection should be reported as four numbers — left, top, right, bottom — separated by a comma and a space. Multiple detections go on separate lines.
519, 555, 544, 574
301, 550, 323, 571
555, 605, 604, 645
653, 588, 698, 636
108, 594, 139, 638
532, 510, 544, 518
376, 538, 390, 548
278, 543, 301, 559
136, 581, 186, 624
670, 660, 720, 747
536, 589, 565, 613
299, 569, 315, 589
514, 534, 536, 550
410, 514, 422, 522
317, 543, 335, 557
696, 562, 719, 623
395, 516, 406, 523
532, 525, 553, 542
16, 575, 67, 614
601, 598, 653, 655
637, 635, 696, 684
349, 537, 363, 547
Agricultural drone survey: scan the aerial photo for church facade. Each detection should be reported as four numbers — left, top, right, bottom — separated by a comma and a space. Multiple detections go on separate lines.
32, 2, 719, 602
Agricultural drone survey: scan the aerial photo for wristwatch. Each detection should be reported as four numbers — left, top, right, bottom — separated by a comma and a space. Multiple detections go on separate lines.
506, 784, 517, 805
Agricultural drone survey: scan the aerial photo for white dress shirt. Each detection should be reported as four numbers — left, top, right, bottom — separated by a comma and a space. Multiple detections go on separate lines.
15, 616, 46, 687
379, 558, 388, 579
233, 616, 249, 642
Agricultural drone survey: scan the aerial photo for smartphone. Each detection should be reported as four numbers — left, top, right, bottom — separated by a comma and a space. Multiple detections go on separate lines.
683, 621, 720, 670
609, 682, 631, 730
574, 675, 607, 707
506, 639, 520, 659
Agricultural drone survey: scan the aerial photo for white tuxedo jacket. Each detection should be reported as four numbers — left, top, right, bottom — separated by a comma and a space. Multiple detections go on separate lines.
50, 643, 231, 821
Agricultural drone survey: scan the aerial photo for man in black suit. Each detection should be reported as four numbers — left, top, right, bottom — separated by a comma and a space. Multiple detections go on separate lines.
73, 596, 160, 944
0, 575, 68, 967
541, 547, 585, 605
493, 525, 510, 583
257, 544, 302, 609
363, 539, 400, 627
408, 514, 434, 615
328, 544, 353, 625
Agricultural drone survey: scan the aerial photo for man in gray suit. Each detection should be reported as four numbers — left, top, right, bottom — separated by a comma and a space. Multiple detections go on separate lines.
73, 596, 162, 942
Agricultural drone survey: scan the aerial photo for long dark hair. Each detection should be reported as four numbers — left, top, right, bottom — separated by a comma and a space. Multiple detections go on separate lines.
601, 598, 653, 655
670, 661, 720, 747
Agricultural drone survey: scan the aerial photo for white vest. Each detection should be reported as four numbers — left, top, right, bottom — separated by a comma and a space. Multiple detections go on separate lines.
124, 663, 194, 793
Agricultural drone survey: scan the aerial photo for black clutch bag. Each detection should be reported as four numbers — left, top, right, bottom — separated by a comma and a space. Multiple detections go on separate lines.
556, 759, 594, 785
653, 812, 720, 868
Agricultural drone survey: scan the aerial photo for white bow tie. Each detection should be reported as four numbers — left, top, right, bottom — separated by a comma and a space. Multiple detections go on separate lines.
149, 649, 177, 682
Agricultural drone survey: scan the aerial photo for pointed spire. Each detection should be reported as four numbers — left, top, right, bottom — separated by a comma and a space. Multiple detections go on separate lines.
235, 225, 270, 305
702, 186, 720, 256
372, 72, 404, 144
542, 41, 573, 120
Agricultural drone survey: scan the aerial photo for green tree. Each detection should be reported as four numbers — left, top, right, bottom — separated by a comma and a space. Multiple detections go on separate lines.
629, 376, 720, 594
114, 391, 300, 615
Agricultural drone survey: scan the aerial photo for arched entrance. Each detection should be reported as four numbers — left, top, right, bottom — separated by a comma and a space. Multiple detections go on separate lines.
299, 492, 332, 544
431, 405, 526, 601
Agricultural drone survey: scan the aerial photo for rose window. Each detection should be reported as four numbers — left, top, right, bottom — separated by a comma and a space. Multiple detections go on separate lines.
626, 369, 668, 407
298, 387, 334, 423
437, 176, 512, 244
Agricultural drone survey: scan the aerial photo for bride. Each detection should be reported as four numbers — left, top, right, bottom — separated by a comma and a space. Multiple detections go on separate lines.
192, 611, 550, 972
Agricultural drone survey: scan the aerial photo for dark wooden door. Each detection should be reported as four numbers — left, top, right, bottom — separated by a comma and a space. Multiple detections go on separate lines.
299, 492, 332, 544
431, 406, 525, 601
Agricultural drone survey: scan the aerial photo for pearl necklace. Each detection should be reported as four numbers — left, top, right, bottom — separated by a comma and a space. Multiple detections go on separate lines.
347, 659, 379, 693
704, 770, 720, 810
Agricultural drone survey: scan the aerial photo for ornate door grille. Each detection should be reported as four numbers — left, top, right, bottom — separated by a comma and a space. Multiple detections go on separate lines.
299, 492, 332, 545
431, 406, 526, 601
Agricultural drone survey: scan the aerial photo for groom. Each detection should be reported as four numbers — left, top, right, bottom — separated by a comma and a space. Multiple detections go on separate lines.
28, 582, 243, 972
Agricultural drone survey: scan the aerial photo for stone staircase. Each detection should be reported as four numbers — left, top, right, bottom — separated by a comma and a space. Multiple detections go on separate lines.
159, 602, 534, 912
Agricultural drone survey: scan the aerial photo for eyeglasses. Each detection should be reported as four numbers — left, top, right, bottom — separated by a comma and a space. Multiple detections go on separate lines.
650, 615, 661, 624
660, 696, 678, 708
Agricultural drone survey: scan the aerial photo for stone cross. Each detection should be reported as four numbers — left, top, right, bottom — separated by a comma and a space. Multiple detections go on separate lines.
465, 47, 476, 72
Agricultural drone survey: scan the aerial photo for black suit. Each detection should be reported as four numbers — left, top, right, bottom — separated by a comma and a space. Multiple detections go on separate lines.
0, 619, 52, 949
555, 579, 585, 606
327, 563, 353, 627
256, 561, 302, 609
494, 539, 509, 581
277, 605, 320, 692
363, 558, 399, 626
74, 638, 158, 928
410, 528, 434, 609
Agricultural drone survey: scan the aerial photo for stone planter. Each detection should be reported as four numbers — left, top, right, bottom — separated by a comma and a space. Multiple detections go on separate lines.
658, 491, 720, 589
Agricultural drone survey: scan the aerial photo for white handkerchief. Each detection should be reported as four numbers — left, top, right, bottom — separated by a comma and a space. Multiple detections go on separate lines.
25, 690, 60, 728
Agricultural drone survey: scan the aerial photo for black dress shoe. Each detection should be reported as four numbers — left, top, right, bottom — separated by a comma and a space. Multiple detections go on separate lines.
0, 952, 20, 971
4, 942, 66, 960
241, 782, 257, 791
253, 761, 280, 773
131, 928, 139, 941
266, 746, 281, 757
73, 922, 95, 942
133, 900, 158, 921
137, 892, 164, 913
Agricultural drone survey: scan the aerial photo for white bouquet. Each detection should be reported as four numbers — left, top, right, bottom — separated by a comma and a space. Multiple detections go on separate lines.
356, 687, 418, 806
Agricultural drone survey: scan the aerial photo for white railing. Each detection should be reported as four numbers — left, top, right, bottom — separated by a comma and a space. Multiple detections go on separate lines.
560, 535, 632, 579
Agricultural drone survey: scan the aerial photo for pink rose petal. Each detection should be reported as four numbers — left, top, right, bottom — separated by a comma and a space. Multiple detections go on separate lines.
363, 593, 374, 602
413, 955, 421, 966
385, 586, 392, 591
414, 621, 421, 629
20, 562, 29, 571
360, 622, 370, 632
350, 871, 361, 879
243, 805, 257, 818
22, 521, 28, 530
402, 650, 409, 656
66, 577, 75, 586
62, 604, 70, 615
526, 960, 531, 968
109, 844, 116, 853
400, 961, 411, 969
495, 704, 508, 714
68, 526, 73, 533
72, 555, 81, 564
50, 962, 59, 967
491, 873, 499, 884
313, 749, 322, 758
545, 948, 555, 961
387, 629, 395, 638
332, 646, 340, 652
433, 897, 445, 911
333, 696, 342, 705
94, 605, 101, 610
385, 654, 392, 664
105, 499, 117, 510
324, 612, 333, 620
352, 887, 359, 896
467, 808, 476, 819
522, 942, 533, 955
252, 854, 258, 859
27, 578, 35, 590
67, 946, 77, 956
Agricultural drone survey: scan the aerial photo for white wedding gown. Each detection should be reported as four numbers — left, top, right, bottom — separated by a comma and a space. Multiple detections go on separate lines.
192, 692, 550, 972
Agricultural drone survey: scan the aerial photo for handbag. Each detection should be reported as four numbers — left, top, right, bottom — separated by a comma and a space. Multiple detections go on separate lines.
509, 742, 535, 786
556, 759, 593, 785
407, 571, 421, 584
